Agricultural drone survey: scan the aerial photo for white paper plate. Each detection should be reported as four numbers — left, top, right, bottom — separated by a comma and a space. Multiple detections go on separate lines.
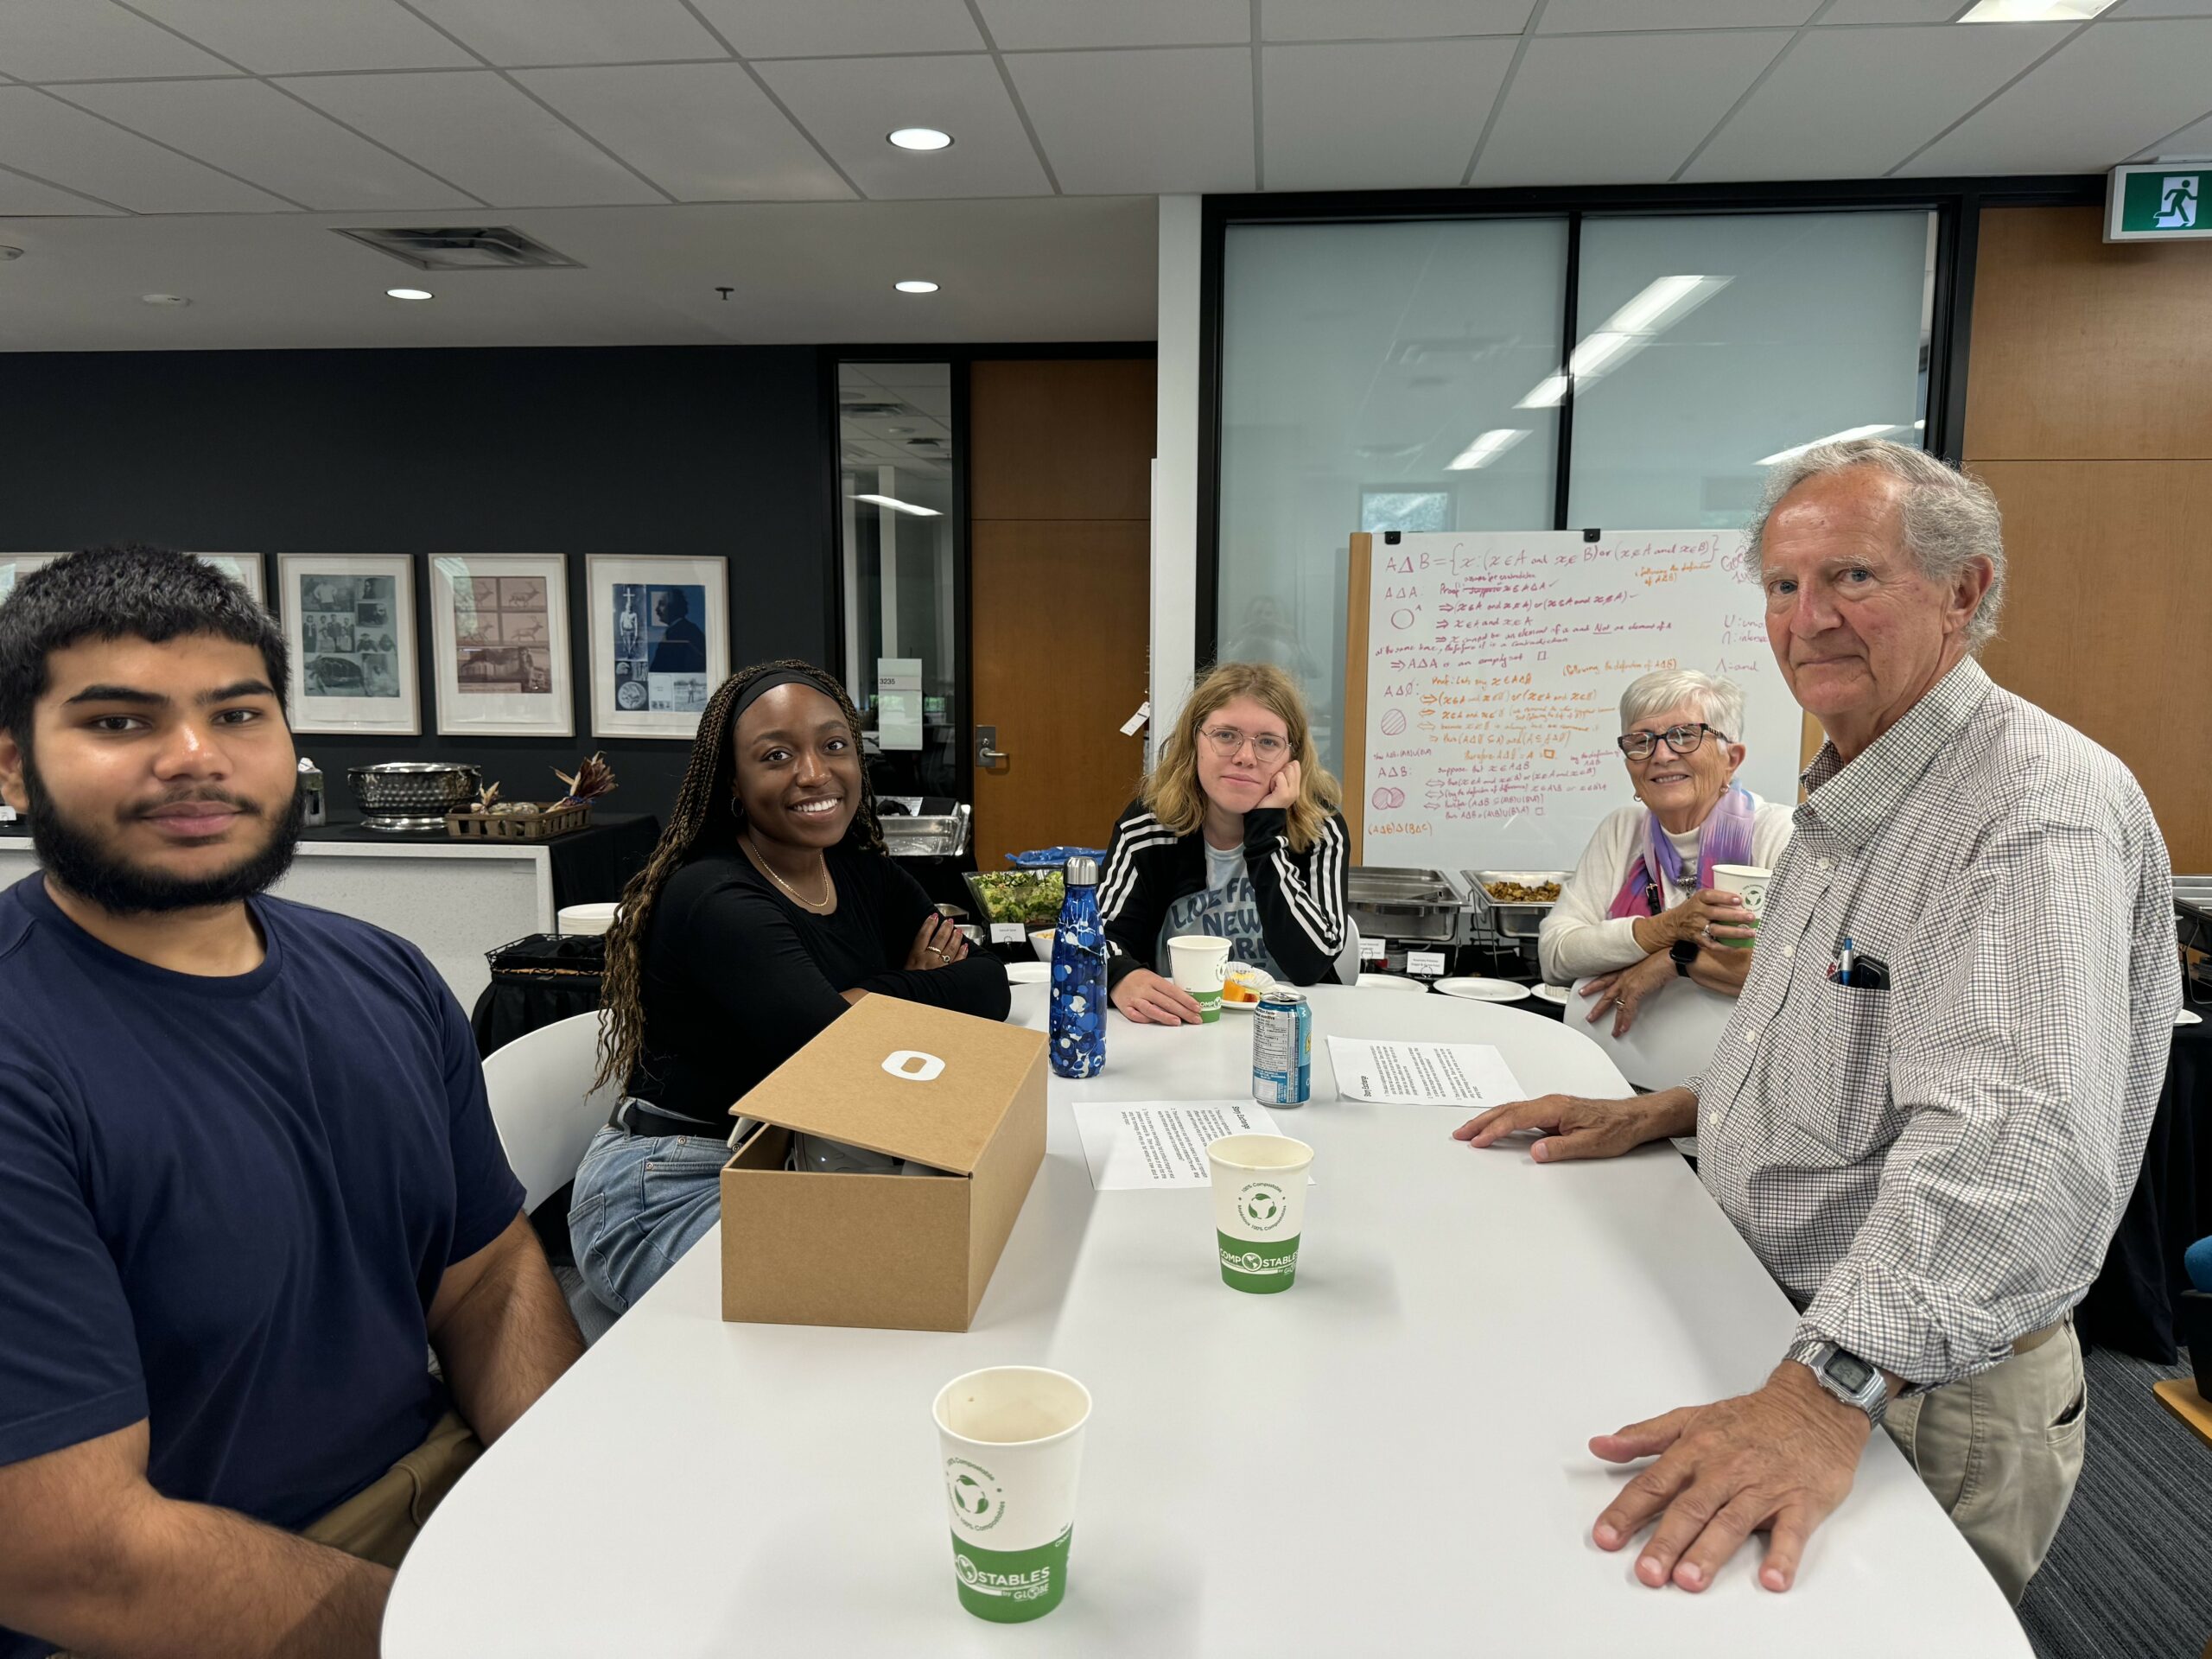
1221, 965, 1275, 1012
1532, 983, 1573, 1007
2179, 1008, 2203, 1027
1433, 976, 1531, 1003
1005, 961, 1050, 985
1356, 972, 1430, 994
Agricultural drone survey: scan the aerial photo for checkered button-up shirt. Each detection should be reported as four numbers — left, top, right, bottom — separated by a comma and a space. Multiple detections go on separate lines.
1693, 658, 2178, 1389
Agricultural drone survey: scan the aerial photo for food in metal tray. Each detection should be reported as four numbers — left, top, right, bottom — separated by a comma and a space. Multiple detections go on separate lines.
1484, 878, 1561, 903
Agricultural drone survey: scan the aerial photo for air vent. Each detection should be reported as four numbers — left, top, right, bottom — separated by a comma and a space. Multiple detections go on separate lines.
840, 401, 908, 417
333, 226, 582, 271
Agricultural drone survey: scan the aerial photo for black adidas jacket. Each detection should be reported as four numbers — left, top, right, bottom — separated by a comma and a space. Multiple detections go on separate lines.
1096, 797, 1352, 992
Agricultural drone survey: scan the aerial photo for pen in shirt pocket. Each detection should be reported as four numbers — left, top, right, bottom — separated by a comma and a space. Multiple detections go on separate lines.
1833, 935, 1855, 987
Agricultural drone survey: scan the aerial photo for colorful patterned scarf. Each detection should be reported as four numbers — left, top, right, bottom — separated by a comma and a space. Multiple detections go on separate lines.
1605, 784, 1756, 918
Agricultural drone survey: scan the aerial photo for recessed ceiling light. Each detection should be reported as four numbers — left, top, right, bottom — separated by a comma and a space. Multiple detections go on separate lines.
888, 128, 953, 151
1444, 429, 1529, 472
1957, 0, 2114, 20
141, 293, 190, 306
894, 280, 939, 295
386, 287, 434, 302
853, 493, 942, 518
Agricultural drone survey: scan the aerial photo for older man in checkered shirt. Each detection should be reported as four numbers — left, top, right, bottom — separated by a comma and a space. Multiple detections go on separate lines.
1457, 438, 2177, 1605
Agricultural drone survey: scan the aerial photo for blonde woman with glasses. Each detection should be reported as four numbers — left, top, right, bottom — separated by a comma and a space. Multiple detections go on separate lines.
1100, 662, 1351, 1025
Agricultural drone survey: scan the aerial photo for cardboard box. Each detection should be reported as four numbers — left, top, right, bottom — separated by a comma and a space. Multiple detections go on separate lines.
721, 994, 1048, 1332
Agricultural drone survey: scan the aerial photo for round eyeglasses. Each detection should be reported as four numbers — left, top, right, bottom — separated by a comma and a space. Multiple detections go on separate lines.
1200, 726, 1289, 763
1616, 723, 1729, 760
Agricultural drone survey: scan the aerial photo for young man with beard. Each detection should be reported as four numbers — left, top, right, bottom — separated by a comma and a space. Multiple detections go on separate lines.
0, 547, 582, 1659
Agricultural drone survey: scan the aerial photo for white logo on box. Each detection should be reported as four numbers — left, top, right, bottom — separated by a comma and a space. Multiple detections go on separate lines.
882, 1050, 946, 1083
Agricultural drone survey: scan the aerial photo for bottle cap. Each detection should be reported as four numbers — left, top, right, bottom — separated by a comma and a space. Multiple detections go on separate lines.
1064, 854, 1099, 886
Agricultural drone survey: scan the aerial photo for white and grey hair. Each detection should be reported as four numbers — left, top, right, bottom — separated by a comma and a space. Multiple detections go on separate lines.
1745, 436, 2006, 651
1619, 669, 1745, 743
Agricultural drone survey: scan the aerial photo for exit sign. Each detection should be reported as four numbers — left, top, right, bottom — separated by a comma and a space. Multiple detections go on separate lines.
2106, 164, 2212, 242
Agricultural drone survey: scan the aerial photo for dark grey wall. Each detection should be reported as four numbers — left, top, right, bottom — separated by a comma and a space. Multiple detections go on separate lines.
0, 344, 834, 825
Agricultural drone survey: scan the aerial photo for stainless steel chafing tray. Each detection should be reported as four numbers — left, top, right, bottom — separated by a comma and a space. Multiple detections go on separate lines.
1347, 867, 1465, 944
1464, 869, 1570, 941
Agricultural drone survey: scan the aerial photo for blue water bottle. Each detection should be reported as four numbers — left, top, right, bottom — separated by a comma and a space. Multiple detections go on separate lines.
1048, 854, 1107, 1078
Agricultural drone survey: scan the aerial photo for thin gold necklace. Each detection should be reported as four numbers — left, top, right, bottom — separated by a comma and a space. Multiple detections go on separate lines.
746, 831, 832, 909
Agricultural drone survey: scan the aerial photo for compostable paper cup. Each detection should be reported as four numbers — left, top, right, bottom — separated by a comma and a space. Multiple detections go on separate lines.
556, 902, 620, 937
933, 1366, 1092, 1624
1167, 934, 1233, 1023
1708, 864, 1771, 950
1207, 1133, 1314, 1294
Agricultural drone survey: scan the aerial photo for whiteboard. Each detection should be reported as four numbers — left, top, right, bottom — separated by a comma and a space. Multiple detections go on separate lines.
1344, 529, 1799, 878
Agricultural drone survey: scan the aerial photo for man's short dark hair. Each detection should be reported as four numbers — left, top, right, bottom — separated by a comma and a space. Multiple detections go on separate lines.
0, 545, 290, 739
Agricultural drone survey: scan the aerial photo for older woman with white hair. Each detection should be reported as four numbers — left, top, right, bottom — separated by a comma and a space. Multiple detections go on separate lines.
1540, 668, 1794, 1035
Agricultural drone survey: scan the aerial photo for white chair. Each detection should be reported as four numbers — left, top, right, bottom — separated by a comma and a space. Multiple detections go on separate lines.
481, 1012, 623, 1342
1574, 976, 1738, 1159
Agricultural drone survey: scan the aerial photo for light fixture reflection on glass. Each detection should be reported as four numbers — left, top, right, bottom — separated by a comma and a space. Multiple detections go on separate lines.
852, 493, 942, 517
1514, 274, 1731, 407
893, 280, 939, 294
1444, 429, 1529, 471
386, 288, 434, 301
1755, 424, 1901, 466
888, 128, 953, 150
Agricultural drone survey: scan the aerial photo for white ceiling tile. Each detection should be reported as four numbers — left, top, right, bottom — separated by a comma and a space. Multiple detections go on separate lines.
1815, 0, 1968, 20
1007, 48, 1252, 193
972, 0, 1249, 49
2133, 110, 2212, 156
1263, 39, 1516, 188
1683, 22, 2067, 179
1541, 0, 1816, 28
125, 0, 476, 73
0, 168, 123, 214
53, 79, 479, 210
689, 0, 985, 58
514, 64, 853, 200
1261, 0, 1535, 39
754, 54, 1050, 198
276, 72, 664, 206
1473, 30, 1788, 182
0, 0, 237, 80
1899, 17, 2212, 173
0, 86, 291, 211
400, 0, 726, 67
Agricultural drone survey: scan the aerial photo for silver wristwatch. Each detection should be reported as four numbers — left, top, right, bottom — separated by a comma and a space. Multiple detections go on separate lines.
1791, 1339, 1888, 1427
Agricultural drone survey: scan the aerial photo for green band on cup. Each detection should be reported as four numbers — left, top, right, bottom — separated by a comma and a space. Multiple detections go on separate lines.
950, 1526, 1073, 1623
1217, 1230, 1300, 1294
1195, 989, 1221, 1024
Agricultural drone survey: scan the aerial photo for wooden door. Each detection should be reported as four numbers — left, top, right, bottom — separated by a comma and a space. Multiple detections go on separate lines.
969, 359, 1155, 869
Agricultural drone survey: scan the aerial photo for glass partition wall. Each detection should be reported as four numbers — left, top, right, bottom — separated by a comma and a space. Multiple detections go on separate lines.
1215, 207, 1936, 779
838, 361, 960, 803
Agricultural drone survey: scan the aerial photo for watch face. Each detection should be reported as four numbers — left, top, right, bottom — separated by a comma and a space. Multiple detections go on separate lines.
1829, 1353, 1874, 1392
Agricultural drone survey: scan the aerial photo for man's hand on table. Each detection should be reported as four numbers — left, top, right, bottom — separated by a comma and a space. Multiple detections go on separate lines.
1590, 1361, 1873, 1593
1451, 1087, 1694, 1162
1580, 950, 1675, 1036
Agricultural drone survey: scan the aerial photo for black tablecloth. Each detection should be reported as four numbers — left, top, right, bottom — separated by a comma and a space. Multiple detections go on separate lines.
302, 810, 660, 912
2080, 1017, 2210, 1362
468, 932, 607, 1059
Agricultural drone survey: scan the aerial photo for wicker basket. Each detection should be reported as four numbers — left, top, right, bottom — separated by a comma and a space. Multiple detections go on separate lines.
446, 803, 590, 842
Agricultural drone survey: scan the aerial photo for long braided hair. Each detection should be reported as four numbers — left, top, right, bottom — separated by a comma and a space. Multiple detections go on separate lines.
594, 658, 887, 1093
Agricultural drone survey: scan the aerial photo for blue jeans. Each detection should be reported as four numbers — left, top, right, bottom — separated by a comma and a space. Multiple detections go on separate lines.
567, 1122, 728, 1314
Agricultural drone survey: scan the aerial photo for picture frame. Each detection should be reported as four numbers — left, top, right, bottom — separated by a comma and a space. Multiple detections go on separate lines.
586, 555, 728, 740
426, 554, 573, 739
277, 554, 420, 735
194, 552, 264, 605
0, 554, 62, 606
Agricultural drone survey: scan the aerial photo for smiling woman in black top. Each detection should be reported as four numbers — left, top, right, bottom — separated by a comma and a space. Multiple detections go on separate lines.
569, 658, 1009, 1313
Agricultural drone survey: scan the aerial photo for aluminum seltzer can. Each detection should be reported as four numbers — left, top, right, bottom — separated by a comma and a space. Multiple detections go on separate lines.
1252, 988, 1312, 1107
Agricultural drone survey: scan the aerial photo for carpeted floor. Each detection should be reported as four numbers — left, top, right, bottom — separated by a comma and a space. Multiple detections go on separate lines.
2018, 1344, 2212, 1659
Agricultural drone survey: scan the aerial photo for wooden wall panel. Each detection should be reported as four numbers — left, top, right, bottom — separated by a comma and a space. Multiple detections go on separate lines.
1975, 461, 2212, 871
1965, 207, 2212, 462
969, 359, 1156, 522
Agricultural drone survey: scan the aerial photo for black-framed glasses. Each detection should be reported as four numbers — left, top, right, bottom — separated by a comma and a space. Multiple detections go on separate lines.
1617, 723, 1729, 760
1200, 726, 1289, 762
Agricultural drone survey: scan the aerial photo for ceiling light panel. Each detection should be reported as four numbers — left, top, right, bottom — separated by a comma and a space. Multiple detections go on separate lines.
1957, 1, 2114, 19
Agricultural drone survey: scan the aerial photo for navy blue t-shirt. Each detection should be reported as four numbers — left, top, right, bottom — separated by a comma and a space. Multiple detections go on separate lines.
0, 877, 522, 1659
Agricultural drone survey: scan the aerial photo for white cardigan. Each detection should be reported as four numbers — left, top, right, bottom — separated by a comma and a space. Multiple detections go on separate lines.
1536, 794, 1796, 984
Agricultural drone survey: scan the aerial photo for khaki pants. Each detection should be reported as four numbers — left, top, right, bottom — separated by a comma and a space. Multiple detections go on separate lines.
48, 1414, 482, 1657
1884, 1321, 2088, 1605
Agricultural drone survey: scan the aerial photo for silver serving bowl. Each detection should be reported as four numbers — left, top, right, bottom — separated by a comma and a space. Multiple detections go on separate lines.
346, 761, 481, 832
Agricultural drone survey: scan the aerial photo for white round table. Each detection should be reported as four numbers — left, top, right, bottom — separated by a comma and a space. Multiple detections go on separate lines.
384, 986, 2024, 1657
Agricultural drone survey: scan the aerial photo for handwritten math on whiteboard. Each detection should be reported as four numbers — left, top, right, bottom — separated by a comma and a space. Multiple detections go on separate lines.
1350, 529, 1801, 878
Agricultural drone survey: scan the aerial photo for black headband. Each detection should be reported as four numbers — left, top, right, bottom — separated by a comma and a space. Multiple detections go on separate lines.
731, 666, 842, 722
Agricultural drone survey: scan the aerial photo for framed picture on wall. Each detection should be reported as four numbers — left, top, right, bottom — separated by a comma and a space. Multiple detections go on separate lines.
277, 554, 420, 735
0, 554, 62, 605
193, 553, 264, 604
586, 555, 728, 740
427, 554, 573, 739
